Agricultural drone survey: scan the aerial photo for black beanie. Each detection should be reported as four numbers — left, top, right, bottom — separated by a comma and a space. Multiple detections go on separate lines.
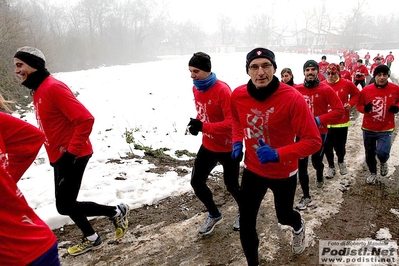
303, 60, 319, 72
246, 48, 277, 73
373, 65, 390, 77
188, 52, 211, 72
14, 46, 46, 70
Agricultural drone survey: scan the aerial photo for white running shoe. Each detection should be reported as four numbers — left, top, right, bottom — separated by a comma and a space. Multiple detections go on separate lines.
296, 197, 312, 210
338, 162, 348, 175
325, 167, 336, 179
199, 214, 223, 235
366, 174, 377, 184
292, 219, 306, 254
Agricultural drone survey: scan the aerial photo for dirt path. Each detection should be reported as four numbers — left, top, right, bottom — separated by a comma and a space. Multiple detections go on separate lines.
55, 113, 399, 266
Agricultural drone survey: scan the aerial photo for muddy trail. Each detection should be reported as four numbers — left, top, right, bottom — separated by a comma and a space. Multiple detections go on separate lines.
54, 113, 399, 266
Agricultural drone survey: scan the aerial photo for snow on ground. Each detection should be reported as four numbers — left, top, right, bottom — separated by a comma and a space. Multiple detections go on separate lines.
17, 50, 399, 253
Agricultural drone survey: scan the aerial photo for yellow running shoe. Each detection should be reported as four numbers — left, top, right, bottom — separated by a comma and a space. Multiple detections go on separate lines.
67, 236, 103, 256
111, 203, 129, 238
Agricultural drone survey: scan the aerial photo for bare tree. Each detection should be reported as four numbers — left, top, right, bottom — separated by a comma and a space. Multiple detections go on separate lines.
218, 15, 235, 46
168, 20, 206, 54
0, 0, 30, 106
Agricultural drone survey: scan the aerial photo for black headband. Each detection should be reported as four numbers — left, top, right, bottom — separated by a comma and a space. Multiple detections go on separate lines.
14, 51, 45, 70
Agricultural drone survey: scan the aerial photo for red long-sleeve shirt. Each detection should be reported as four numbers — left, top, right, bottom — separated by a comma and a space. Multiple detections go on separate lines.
33, 76, 94, 163
386, 54, 394, 63
231, 82, 322, 179
0, 114, 56, 265
356, 82, 399, 132
193, 80, 233, 152
0, 112, 44, 182
318, 61, 329, 74
0, 166, 57, 265
321, 78, 360, 125
340, 69, 352, 81
295, 82, 345, 134
353, 64, 369, 81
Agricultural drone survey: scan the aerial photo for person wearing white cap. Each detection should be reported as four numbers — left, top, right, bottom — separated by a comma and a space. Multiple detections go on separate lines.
13, 46, 129, 256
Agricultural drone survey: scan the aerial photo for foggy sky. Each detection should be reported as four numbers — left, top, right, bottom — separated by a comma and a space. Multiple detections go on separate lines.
49, 0, 397, 34
166, 0, 397, 33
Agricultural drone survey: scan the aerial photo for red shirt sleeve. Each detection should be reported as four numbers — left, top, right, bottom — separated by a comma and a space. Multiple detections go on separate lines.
0, 113, 44, 182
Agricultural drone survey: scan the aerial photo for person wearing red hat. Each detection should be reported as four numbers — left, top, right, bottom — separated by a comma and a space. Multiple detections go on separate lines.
0, 97, 60, 266
187, 52, 240, 234
13, 46, 129, 256
294, 60, 344, 210
231, 47, 322, 264
321, 63, 360, 179
356, 65, 399, 184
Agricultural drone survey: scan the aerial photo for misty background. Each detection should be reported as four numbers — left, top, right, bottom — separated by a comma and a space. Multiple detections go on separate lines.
1, 0, 399, 106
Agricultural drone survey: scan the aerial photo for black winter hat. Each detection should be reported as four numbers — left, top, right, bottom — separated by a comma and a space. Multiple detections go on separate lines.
188, 52, 211, 72
246, 48, 277, 73
373, 64, 390, 77
303, 60, 319, 72
14, 46, 46, 70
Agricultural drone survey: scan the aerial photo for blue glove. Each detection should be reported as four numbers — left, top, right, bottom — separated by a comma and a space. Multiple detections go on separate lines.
231, 141, 243, 161
315, 116, 321, 125
256, 139, 279, 164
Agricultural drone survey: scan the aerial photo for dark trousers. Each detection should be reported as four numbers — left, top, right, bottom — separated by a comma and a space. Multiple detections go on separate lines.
52, 155, 116, 237
363, 130, 392, 174
298, 134, 326, 198
190, 145, 240, 217
28, 242, 60, 266
354, 79, 366, 88
324, 127, 348, 167
239, 169, 301, 266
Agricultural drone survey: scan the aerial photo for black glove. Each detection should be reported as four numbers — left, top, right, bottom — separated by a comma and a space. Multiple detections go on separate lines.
389, 105, 399, 114
56, 151, 76, 165
187, 118, 203, 136
364, 102, 373, 113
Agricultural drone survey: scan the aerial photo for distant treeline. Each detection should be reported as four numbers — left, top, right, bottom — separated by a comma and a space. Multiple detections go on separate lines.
1, 0, 399, 108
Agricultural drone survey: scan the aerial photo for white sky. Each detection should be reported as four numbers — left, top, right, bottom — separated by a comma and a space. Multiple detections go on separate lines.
165, 0, 397, 33
46, 0, 398, 34
17, 49, 399, 248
